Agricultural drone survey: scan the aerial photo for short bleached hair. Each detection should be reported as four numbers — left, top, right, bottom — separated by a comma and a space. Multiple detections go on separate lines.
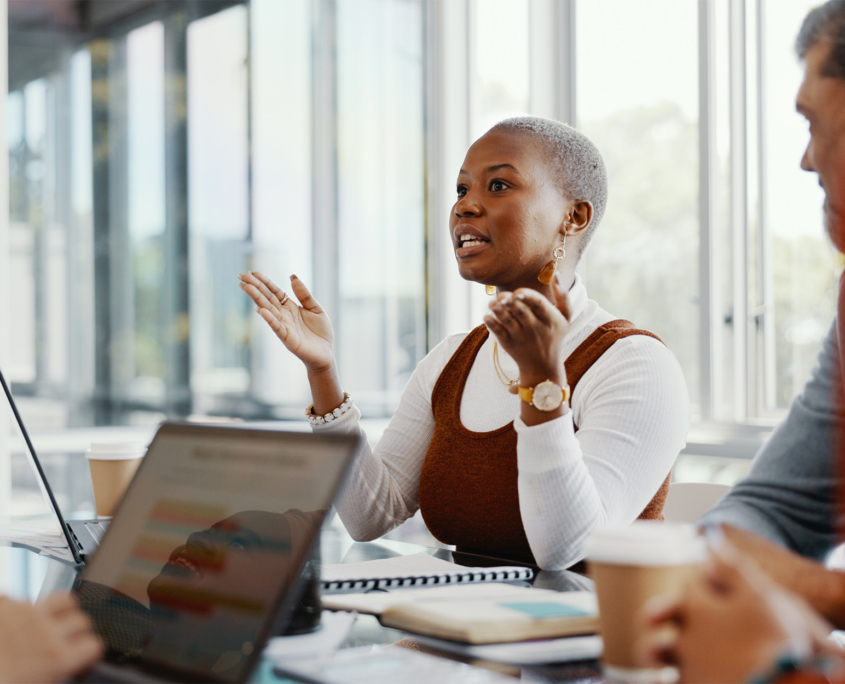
491, 116, 608, 255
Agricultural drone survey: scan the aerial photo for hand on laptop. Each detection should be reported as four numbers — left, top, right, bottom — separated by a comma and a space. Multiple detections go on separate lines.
0, 593, 103, 683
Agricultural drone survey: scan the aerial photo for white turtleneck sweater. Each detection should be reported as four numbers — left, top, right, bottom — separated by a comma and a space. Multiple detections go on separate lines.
313, 274, 690, 570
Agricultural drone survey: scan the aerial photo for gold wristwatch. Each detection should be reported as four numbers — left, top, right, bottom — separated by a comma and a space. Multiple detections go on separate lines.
518, 379, 570, 411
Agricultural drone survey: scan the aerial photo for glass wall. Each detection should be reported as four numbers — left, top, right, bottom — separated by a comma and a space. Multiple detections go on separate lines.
470, 0, 530, 139
3, 0, 839, 438
336, 0, 426, 414
187, 6, 251, 411
577, 0, 701, 416
126, 21, 166, 407
762, 0, 838, 410
6, 0, 428, 426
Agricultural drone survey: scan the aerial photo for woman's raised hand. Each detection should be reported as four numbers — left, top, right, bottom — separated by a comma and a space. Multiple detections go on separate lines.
484, 272, 573, 389
238, 272, 335, 372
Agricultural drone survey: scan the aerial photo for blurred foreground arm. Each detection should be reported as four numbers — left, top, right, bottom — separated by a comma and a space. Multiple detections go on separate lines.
640, 543, 840, 684
720, 524, 845, 628
0, 593, 103, 684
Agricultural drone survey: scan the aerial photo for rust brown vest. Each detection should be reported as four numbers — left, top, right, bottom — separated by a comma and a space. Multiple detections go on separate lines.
418, 320, 672, 565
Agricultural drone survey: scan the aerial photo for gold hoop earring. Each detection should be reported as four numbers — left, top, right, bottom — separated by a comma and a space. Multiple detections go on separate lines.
485, 285, 496, 296
537, 238, 567, 285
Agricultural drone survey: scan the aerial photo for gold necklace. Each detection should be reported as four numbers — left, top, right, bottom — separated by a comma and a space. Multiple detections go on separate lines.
493, 342, 520, 394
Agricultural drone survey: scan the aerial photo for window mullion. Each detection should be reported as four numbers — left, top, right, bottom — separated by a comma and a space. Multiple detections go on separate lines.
729, 0, 748, 423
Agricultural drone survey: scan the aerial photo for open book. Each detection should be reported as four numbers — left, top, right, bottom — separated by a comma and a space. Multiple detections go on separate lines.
323, 582, 598, 644
321, 552, 533, 592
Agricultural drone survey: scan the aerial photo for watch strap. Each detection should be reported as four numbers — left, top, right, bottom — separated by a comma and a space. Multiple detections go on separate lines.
518, 382, 571, 406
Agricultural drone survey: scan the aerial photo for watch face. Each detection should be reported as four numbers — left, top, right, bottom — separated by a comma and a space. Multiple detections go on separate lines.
533, 380, 562, 411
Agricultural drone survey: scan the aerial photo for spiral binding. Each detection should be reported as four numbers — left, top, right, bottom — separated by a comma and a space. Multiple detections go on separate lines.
322, 567, 534, 593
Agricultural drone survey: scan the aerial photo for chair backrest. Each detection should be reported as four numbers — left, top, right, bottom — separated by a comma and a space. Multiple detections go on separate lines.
662, 482, 731, 524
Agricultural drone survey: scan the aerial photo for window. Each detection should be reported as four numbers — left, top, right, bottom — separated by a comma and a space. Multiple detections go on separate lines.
577, 0, 701, 416
3, 0, 838, 447
762, 0, 837, 410
188, 6, 251, 410
336, 0, 426, 414
126, 21, 166, 406
5, 0, 427, 426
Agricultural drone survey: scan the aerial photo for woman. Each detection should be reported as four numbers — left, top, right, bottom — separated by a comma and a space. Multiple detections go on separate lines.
239, 116, 688, 570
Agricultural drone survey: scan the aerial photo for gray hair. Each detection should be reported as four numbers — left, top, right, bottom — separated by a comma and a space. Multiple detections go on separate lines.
491, 116, 608, 255
796, 0, 845, 79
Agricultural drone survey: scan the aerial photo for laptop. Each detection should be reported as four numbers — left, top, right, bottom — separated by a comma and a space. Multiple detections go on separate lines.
75, 422, 360, 682
0, 366, 105, 564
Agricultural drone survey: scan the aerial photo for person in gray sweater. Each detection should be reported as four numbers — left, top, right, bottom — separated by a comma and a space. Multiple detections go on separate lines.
638, 5, 845, 681
697, 0, 845, 630
699, 322, 845, 627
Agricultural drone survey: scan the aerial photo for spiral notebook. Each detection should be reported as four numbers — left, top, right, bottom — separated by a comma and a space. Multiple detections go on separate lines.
321, 552, 533, 593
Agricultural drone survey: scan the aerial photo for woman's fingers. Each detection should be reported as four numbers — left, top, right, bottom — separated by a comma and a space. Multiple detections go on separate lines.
484, 314, 512, 343
289, 275, 325, 314
510, 290, 555, 326
240, 282, 282, 320
490, 293, 546, 333
249, 272, 286, 309
489, 294, 521, 330
239, 272, 288, 311
505, 297, 541, 329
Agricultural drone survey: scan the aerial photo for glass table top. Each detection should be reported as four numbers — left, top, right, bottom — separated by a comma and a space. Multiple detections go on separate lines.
0, 526, 603, 683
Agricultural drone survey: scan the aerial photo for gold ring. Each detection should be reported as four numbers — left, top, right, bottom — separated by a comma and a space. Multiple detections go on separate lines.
280, 293, 289, 306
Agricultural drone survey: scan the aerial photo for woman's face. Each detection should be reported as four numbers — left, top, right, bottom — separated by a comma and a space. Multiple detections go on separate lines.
450, 128, 569, 292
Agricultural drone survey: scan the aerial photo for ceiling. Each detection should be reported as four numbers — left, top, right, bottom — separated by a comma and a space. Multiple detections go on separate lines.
8, 0, 162, 34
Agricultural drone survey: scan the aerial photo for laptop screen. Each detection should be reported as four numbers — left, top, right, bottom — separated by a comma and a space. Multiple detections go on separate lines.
77, 424, 358, 682
0, 368, 72, 556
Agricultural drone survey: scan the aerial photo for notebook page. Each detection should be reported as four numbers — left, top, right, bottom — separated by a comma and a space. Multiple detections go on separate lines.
323, 553, 469, 582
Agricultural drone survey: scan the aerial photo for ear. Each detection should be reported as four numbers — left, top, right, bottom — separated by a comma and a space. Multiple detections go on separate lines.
561, 200, 593, 238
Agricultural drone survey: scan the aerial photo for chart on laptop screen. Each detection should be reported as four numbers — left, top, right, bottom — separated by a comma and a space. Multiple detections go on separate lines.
79, 426, 352, 679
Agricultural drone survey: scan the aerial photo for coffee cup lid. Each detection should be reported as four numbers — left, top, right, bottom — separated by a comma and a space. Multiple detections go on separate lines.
85, 442, 146, 461
585, 521, 706, 566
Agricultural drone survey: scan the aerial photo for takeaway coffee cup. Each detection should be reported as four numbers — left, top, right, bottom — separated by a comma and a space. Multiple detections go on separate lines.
585, 521, 706, 683
85, 442, 146, 517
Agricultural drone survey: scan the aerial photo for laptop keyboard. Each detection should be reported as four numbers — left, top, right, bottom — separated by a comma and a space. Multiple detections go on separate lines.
85, 522, 107, 542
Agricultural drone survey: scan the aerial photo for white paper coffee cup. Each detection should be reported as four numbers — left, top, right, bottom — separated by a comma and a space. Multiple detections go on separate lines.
585, 521, 706, 683
85, 442, 146, 517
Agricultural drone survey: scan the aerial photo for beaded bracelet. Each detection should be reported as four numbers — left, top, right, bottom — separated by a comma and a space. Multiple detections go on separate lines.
306, 392, 354, 426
